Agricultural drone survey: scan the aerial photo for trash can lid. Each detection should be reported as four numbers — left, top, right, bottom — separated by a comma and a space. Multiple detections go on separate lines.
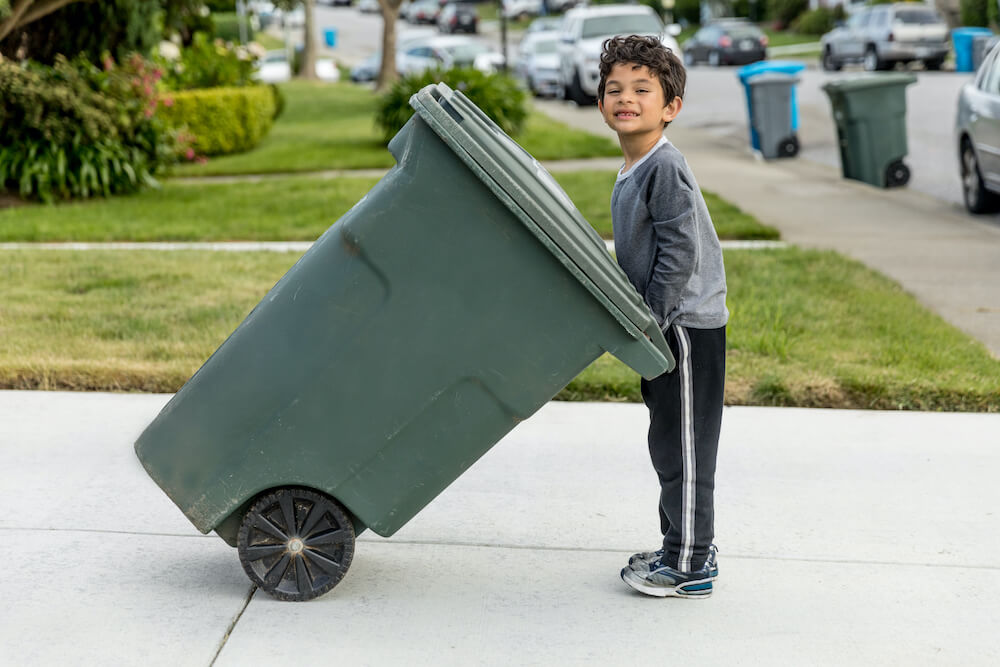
737, 60, 805, 83
952, 27, 993, 37
409, 82, 669, 361
821, 72, 917, 95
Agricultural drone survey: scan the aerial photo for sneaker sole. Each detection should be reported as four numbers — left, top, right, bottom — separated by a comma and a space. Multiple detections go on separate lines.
620, 568, 713, 599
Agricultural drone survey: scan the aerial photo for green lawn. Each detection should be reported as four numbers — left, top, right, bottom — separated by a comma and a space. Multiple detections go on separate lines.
0, 172, 777, 242
2, 247, 996, 411
167, 80, 618, 177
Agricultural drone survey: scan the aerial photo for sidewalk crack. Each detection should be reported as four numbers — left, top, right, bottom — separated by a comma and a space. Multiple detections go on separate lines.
209, 585, 256, 666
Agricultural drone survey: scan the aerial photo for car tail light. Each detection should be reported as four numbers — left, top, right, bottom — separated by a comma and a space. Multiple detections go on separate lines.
719, 36, 732, 48
888, 31, 894, 42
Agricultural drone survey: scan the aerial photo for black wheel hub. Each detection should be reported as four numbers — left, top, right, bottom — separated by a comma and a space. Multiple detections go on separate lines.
237, 487, 355, 601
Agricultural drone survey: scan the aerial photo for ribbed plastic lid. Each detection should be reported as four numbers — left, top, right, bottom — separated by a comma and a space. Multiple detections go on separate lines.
821, 72, 916, 94
409, 82, 670, 362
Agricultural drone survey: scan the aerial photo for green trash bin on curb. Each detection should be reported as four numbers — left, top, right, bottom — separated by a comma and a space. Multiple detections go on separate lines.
134, 83, 675, 602
821, 73, 916, 188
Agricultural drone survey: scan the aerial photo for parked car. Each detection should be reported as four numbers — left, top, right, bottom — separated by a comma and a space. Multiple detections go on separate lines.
556, 4, 682, 106
820, 3, 949, 72
255, 50, 340, 83
518, 14, 563, 61
398, 34, 504, 75
955, 40, 1000, 213
682, 18, 767, 67
407, 0, 441, 24
437, 3, 478, 34
503, 0, 542, 20
519, 35, 561, 97
358, 0, 380, 13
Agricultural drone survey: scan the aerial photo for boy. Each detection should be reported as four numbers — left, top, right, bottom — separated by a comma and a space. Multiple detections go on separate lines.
597, 35, 728, 598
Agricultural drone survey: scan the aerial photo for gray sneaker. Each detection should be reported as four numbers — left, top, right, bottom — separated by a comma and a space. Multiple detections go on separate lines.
628, 544, 718, 579
621, 559, 714, 598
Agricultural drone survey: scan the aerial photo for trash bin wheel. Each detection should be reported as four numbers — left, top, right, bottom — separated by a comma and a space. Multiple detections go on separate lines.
778, 136, 800, 158
885, 160, 910, 188
237, 487, 355, 602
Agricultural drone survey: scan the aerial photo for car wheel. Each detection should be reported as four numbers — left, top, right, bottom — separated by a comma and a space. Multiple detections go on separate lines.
708, 50, 720, 67
925, 58, 944, 71
821, 48, 841, 72
863, 46, 882, 72
567, 69, 595, 106
961, 140, 999, 213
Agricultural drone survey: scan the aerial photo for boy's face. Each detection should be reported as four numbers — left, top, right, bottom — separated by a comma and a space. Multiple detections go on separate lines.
598, 63, 682, 141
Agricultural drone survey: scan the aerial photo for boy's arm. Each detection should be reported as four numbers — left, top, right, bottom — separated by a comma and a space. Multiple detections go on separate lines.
644, 168, 698, 329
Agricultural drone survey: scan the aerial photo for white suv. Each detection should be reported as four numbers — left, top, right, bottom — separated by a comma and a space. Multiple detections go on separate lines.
556, 4, 682, 105
820, 3, 949, 72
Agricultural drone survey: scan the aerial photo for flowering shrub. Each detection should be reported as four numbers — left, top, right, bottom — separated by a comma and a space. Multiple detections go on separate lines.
0, 53, 188, 202
155, 32, 263, 91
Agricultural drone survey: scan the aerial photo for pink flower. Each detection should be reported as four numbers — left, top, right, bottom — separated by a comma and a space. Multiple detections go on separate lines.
185, 148, 196, 160
161, 97, 174, 108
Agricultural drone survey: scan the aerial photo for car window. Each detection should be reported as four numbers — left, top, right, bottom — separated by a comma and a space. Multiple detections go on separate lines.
727, 25, 763, 39
873, 9, 889, 28
847, 11, 865, 29
856, 10, 872, 28
977, 46, 1000, 89
982, 55, 1000, 95
443, 42, 487, 61
580, 13, 662, 39
533, 38, 558, 54
894, 8, 941, 24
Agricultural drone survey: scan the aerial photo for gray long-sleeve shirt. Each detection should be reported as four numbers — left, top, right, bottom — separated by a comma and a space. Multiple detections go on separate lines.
611, 137, 729, 331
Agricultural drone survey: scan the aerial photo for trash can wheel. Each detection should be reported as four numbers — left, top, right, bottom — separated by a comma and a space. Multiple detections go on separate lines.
778, 136, 800, 158
886, 160, 910, 187
237, 487, 356, 601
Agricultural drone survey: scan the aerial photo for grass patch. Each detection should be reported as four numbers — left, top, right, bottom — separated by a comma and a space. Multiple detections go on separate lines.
562, 248, 1000, 411
2, 247, 997, 411
0, 171, 774, 242
166, 80, 618, 177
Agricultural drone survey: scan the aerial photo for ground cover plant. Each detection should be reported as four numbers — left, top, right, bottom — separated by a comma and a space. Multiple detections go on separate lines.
1, 247, 997, 411
0, 171, 775, 242
165, 80, 619, 176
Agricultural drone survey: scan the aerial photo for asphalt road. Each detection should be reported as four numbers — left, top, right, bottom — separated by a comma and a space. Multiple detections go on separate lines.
309, 7, 974, 209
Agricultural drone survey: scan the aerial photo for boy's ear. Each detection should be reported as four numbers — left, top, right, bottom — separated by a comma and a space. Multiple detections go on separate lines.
661, 96, 683, 124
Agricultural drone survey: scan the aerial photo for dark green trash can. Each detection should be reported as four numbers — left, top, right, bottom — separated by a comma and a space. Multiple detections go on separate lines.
135, 83, 675, 601
821, 73, 916, 188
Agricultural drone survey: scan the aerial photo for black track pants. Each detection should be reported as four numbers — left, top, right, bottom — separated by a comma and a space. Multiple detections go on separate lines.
640, 324, 726, 573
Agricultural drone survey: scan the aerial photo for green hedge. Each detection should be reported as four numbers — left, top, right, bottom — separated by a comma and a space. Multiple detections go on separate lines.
213, 11, 255, 43
159, 86, 276, 156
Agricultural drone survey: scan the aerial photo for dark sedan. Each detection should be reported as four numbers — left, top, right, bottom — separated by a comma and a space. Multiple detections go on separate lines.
683, 20, 767, 67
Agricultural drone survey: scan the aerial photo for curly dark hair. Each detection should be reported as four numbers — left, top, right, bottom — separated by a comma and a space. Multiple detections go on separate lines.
597, 34, 686, 106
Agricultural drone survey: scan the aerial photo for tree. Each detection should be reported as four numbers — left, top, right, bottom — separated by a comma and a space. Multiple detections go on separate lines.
273, 0, 317, 80
376, 0, 404, 91
0, 0, 90, 44
1, 0, 159, 64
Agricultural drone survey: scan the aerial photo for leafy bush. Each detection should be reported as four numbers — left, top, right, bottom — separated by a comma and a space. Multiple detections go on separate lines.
213, 11, 255, 43
0, 53, 183, 202
673, 0, 702, 25
155, 32, 261, 91
768, 0, 809, 29
0, 0, 158, 66
157, 86, 277, 156
375, 67, 528, 144
961, 0, 989, 27
793, 8, 834, 35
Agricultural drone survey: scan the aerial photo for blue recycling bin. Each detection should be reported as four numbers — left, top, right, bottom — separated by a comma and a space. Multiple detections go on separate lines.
324, 27, 337, 48
953, 27, 991, 72
737, 61, 805, 151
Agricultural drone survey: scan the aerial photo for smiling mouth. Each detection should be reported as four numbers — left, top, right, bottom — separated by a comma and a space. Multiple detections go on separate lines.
615, 112, 638, 118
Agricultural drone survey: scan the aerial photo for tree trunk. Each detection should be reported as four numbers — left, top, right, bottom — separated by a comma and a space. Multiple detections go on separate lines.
375, 0, 402, 92
299, 0, 317, 79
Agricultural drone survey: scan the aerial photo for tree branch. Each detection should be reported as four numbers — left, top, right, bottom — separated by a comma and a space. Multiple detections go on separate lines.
0, 0, 88, 43
0, 0, 34, 43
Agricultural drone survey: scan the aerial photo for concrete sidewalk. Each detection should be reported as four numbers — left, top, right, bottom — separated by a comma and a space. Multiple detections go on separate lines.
534, 100, 1000, 358
2, 391, 999, 665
